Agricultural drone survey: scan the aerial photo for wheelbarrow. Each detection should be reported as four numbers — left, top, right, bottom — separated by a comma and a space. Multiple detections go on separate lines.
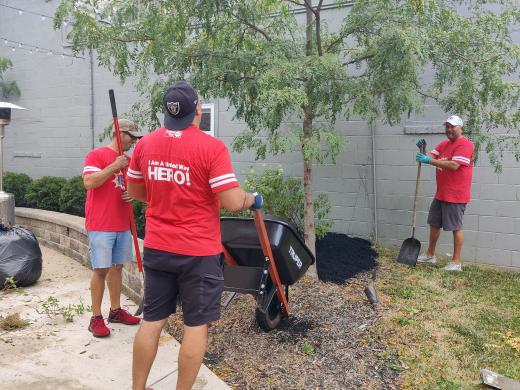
220, 210, 315, 331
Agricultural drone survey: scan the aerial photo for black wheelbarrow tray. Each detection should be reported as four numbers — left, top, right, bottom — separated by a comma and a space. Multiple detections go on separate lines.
220, 210, 315, 331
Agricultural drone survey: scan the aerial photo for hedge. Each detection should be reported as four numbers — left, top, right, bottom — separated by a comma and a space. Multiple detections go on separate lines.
7, 166, 331, 240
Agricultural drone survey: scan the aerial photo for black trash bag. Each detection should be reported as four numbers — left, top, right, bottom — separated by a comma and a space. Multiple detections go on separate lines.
0, 224, 42, 287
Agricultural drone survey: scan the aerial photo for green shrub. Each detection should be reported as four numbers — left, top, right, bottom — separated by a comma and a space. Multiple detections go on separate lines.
223, 166, 332, 239
59, 176, 86, 217
3, 172, 32, 207
132, 201, 146, 239
25, 176, 67, 211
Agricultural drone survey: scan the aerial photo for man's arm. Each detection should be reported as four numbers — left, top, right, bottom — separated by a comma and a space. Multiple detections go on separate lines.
217, 187, 258, 212
83, 155, 128, 190
416, 153, 460, 171
429, 159, 460, 171
127, 181, 147, 202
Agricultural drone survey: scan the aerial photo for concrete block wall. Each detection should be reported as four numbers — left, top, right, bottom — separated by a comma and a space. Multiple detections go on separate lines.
14, 208, 143, 304
2, 1, 519, 269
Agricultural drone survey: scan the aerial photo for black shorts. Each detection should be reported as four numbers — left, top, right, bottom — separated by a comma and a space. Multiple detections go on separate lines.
142, 247, 224, 326
427, 198, 466, 231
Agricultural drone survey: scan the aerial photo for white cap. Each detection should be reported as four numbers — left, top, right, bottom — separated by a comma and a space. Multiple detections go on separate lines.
445, 115, 463, 127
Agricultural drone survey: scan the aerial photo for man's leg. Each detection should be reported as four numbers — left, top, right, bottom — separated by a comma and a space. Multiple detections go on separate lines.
133, 318, 167, 390
106, 264, 123, 310
90, 268, 110, 316
452, 230, 464, 264
426, 225, 441, 257
177, 324, 208, 390
89, 231, 117, 316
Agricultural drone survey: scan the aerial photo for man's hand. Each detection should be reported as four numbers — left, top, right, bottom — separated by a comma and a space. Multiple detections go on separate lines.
121, 190, 133, 203
250, 192, 263, 210
416, 153, 431, 164
416, 138, 426, 148
111, 155, 129, 172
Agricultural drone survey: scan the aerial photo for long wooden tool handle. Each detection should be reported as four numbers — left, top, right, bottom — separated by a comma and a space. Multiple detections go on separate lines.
109, 90, 143, 273
411, 143, 426, 238
253, 210, 291, 317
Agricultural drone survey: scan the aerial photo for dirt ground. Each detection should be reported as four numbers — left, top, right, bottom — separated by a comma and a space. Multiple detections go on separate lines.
167, 233, 400, 390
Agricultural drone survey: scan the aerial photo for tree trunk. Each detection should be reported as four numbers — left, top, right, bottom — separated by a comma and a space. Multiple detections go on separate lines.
303, 106, 317, 278
303, 0, 318, 279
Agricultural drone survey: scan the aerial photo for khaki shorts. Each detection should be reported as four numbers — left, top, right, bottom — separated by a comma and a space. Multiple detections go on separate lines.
427, 198, 466, 231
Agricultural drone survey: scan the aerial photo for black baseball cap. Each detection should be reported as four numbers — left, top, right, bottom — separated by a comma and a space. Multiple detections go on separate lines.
163, 80, 199, 130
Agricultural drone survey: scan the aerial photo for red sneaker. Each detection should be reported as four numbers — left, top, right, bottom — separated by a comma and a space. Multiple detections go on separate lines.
88, 316, 110, 337
108, 307, 141, 325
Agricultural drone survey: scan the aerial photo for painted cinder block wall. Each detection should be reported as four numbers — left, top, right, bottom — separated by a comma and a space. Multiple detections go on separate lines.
1, 0, 519, 269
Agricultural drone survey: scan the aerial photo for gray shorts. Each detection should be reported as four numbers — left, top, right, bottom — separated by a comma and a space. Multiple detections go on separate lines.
427, 198, 466, 231
142, 247, 224, 326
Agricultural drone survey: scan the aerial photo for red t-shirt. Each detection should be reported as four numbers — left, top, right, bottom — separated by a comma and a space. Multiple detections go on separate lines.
430, 136, 474, 204
127, 125, 240, 256
83, 147, 130, 231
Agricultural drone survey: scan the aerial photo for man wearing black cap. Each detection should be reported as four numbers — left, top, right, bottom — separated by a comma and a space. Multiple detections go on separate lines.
127, 80, 262, 390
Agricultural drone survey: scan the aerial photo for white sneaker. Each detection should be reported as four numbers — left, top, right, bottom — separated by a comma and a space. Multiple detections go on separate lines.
417, 254, 437, 264
442, 262, 462, 272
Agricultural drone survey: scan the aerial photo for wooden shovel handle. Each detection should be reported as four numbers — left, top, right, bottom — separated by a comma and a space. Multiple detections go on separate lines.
109, 90, 143, 273
411, 143, 426, 237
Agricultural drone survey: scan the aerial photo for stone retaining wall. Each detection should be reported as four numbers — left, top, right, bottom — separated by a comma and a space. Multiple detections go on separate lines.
15, 208, 143, 304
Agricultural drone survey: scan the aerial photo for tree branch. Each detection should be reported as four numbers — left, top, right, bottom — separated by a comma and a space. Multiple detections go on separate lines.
325, 27, 377, 53
315, 5, 322, 56
302, 0, 319, 17
90, 22, 153, 44
228, 11, 272, 42
342, 53, 376, 66
416, 89, 438, 100
447, 47, 501, 65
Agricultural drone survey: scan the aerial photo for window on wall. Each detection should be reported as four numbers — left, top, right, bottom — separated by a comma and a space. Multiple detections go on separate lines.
200, 103, 215, 137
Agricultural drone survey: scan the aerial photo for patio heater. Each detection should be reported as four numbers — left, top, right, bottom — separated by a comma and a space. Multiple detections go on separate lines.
0, 102, 25, 227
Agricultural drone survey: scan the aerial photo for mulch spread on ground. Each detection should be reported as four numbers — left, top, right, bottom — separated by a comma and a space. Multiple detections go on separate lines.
167, 233, 400, 389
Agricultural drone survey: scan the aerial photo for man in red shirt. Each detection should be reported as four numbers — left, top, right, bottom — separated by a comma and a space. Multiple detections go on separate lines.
415, 115, 475, 272
127, 81, 262, 390
83, 119, 143, 337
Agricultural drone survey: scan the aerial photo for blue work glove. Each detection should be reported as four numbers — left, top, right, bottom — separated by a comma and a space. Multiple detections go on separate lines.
416, 153, 431, 164
250, 192, 263, 210
416, 138, 426, 149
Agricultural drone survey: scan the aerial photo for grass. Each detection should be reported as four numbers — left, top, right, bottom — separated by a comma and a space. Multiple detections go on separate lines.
38, 296, 91, 322
0, 313, 30, 331
375, 247, 520, 389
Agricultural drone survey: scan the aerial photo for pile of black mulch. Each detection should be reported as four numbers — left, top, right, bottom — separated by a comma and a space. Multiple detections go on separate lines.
316, 232, 378, 283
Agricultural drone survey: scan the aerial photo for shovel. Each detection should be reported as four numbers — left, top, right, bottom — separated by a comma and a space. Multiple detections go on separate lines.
109, 90, 145, 315
396, 140, 426, 266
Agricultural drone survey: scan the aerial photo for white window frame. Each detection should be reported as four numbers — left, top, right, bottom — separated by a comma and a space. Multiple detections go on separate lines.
201, 103, 215, 137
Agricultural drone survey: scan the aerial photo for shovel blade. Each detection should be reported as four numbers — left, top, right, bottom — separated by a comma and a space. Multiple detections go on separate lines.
396, 238, 421, 266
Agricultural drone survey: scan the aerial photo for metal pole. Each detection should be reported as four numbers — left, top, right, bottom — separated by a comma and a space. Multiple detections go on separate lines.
370, 123, 378, 244
0, 121, 5, 192
0, 119, 15, 227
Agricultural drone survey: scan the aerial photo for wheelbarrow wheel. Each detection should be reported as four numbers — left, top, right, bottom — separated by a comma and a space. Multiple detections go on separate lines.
255, 294, 282, 332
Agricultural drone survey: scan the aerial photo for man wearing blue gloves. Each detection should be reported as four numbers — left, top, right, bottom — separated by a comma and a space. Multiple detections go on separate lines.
415, 115, 474, 272
127, 80, 263, 390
